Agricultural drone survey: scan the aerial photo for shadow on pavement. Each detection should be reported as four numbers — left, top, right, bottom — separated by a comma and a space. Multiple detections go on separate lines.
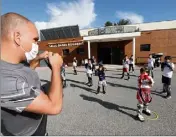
106, 69, 122, 72
151, 90, 165, 98
112, 73, 139, 77
107, 82, 138, 91
105, 75, 121, 79
77, 70, 86, 73
65, 72, 75, 75
80, 94, 137, 120
107, 81, 165, 98
70, 83, 97, 94
67, 79, 86, 85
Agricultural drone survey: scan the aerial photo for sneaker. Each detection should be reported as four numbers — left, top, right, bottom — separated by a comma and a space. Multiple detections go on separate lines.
166, 96, 171, 99
143, 109, 151, 116
88, 83, 93, 87
137, 114, 145, 122
103, 91, 106, 94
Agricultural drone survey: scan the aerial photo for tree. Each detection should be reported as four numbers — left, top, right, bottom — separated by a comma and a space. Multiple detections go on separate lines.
104, 21, 113, 27
117, 19, 131, 25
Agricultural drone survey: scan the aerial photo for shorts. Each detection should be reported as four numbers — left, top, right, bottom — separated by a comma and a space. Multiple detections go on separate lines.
136, 88, 152, 104
87, 73, 92, 78
73, 66, 77, 70
162, 76, 171, 85
98, 80, 107, 87
123, 68, 128, 72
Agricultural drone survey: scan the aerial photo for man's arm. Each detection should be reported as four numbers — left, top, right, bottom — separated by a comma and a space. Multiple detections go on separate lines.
29, 51, 49, 70
29, 57, 40, 70
24, 53, 63, 115
24, 67, 63, 115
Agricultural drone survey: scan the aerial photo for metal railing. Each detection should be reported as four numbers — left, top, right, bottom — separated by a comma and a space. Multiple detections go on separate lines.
88, 26, 139, 36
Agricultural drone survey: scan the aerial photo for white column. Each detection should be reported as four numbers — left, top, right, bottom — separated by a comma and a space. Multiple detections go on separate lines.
88, 41, 91, 59
132, 37, 136, 65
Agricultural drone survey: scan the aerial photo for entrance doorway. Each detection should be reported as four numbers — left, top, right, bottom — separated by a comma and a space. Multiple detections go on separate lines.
111, 47, 124, 64
97, 46, 124, 64
98, 47, 111, 64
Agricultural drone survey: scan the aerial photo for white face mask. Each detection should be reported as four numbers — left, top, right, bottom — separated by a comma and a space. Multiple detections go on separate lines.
21, 43, 39, 63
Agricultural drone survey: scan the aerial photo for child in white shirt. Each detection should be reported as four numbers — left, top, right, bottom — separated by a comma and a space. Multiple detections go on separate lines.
121, 55, 130, 80
147, 54, 155, 78
86, 59, 93, 87
161, 56, 175, 99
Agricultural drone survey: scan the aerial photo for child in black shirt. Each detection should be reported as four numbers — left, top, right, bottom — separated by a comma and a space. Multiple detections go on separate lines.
97, 64, 107, 94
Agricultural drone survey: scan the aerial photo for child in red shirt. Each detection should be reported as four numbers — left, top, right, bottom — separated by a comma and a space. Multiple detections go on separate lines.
136, 67, 154, 122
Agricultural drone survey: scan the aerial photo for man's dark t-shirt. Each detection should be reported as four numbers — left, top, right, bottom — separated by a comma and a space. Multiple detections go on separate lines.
0, 60, 47, 136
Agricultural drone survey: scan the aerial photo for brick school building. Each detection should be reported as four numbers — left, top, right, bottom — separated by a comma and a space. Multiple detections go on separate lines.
38, 20, 176, 66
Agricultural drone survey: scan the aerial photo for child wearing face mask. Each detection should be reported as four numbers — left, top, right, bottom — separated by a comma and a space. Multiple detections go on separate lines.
96, 63, 107, 94
121, 55, 130, 80
147, 54, 155, 78
161, 56, 175, 99
86, 59, 93, 87
73, 57, 78, 75
136, 67, 154, 122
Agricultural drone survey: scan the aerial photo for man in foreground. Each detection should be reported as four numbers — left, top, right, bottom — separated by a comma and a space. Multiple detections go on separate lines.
1, 12, 63, 136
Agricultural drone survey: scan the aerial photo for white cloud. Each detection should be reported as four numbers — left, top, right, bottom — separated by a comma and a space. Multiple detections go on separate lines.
35, 0, 96, 31
116, 11, 144, 24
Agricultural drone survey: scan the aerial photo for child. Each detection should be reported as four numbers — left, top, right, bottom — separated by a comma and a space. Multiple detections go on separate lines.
61, 63, 67, 88
147, 54, 155, 78
84, 58, 88, 69
86, 59, 93, 87
121, 55, 130, 80
97, 63, 107, 94
73, 57, 77, 75
136, 67, 154, 122
129, 55, 134, 73
161, 56, 175, 99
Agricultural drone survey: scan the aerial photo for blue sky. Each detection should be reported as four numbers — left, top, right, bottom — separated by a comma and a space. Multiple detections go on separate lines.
2, 0, 176, 30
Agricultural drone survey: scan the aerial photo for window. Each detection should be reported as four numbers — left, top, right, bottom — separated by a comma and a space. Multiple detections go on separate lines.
77, 48, 85, 54
63, 49, 69, 55
140, 44, 151, 51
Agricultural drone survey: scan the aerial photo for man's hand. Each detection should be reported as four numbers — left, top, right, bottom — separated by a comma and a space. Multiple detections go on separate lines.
36, 51, 49, 60
30, 51, 49, 69
48, 52, 63, 70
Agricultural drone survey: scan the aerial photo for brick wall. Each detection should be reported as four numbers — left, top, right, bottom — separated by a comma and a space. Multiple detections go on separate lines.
125, 29, 176, 63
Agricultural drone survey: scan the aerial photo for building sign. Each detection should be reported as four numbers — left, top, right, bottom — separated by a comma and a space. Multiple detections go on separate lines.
48, 41, 84, 48
88, 26, 138, 36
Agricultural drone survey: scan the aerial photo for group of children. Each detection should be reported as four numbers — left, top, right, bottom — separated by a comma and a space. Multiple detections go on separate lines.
61, 55, 174, 122
84, 58, 107, 94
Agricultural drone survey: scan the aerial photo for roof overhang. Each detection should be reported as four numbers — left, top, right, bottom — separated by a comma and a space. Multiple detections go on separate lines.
83, 32, 141, 42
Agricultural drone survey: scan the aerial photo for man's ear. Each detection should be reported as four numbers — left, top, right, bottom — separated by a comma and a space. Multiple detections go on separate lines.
14, 31, 21, 46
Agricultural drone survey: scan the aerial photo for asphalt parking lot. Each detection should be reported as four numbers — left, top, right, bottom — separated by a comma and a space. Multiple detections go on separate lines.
37, 67, 176, 136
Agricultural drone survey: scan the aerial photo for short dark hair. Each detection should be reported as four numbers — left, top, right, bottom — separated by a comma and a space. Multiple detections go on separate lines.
140, 67, 147, 73
1, 12, 31, 40
165, 56, 172, 60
